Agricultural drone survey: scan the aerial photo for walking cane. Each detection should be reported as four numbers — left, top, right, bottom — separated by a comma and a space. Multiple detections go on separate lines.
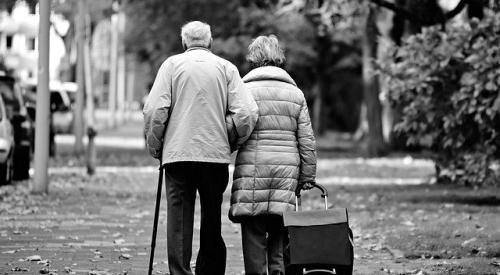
148, 163, 164, 275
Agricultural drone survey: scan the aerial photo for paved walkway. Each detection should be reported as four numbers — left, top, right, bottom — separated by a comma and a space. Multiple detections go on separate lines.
1, 157, 438, 275
0, 178, 403, 275
2, 120, 438, 274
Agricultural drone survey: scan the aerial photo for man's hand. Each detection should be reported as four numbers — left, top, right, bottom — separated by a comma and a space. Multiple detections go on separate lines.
301, 182, 315, 190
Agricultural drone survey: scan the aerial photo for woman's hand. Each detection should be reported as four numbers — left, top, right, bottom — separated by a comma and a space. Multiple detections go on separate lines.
301, 182, 315, 190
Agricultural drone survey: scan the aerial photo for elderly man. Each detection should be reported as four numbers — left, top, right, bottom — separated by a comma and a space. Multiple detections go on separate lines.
143, 21, 258, 275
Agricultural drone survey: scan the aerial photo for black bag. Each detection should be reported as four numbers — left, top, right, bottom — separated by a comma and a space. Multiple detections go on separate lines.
283, 183, 354, 275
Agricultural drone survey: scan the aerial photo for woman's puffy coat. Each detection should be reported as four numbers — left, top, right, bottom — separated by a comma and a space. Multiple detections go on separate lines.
229, 66, 317, 222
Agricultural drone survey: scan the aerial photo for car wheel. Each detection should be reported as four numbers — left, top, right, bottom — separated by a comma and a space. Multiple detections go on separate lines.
13, 145, 31, 180
0, 153, 13, 186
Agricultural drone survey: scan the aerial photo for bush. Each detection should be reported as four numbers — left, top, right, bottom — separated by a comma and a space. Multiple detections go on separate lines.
378, 11, 500, 186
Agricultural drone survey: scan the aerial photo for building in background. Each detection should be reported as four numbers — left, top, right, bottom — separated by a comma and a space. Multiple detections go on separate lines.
0, 0, 66, 81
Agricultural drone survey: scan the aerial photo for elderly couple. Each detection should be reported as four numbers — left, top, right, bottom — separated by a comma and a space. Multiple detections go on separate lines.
143, 21, 316, 275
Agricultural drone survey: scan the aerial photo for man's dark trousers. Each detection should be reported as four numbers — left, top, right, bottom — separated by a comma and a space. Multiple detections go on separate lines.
164, 161, 229, 275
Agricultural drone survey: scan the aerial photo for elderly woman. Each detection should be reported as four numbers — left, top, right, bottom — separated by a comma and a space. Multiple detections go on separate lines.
229, 35, 317, 275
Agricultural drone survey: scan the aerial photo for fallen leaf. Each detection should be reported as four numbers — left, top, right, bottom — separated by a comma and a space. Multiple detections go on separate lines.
27, 255, 42, 261
38, 259, 50, 266
402, 221, 415, 227
2, 249, 17, 254
11, 267, 29, 271
114, 239, 125, 245
461, 237, 477, 247
119, 254, 132, 260
64, 266, 75, 274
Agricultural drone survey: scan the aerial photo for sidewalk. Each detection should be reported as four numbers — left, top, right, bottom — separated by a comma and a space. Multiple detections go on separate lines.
0, 173, 414, 275
4, 169, 498, 275
0, 178, 243, 275
1, 121, 440, 274
2, 150, 437, 275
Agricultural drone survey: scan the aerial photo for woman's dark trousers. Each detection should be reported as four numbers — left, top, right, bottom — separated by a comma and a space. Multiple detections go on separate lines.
241, 215, 286, 275
164, 162, 229, 275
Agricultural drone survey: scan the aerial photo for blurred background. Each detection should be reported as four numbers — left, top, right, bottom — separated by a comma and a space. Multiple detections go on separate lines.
0, 1, 499, 274
0, 0, 498, 186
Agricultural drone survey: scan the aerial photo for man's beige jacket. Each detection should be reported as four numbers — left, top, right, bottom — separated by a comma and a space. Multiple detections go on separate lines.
143, 47, 258, 164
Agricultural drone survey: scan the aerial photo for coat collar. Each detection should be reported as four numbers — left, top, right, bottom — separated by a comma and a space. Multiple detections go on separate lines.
243, 66, 297, 86
185, 46, 211, 52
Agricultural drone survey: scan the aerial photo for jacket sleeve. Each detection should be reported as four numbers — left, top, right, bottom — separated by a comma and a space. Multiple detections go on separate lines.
225, 114, 238, 153
226, 64, 258, 148
297, 96, 317, 184
143, 60, 172, 160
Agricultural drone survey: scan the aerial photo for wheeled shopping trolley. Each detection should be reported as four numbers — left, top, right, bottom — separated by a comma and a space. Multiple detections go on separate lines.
283, 183, 354, 275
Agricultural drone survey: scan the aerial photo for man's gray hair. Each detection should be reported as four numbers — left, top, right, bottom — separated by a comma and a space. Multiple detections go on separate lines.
181, 21, 212, 49
246, 35, 285, 68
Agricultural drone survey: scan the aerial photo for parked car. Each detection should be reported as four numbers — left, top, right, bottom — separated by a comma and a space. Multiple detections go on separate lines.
51, 86, 74, 134
21, 79, 56, 156
23, 80, 76, 134
0, 94, 15, 185
0, 73, 33, 180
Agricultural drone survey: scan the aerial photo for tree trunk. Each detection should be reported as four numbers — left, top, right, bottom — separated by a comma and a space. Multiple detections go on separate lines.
33, 0, 51, 194
73, 0, 86, 154
312, 84, 322, 134
108, 13, 119, 128
313, 35, 331, 136
362, 5, 387, 157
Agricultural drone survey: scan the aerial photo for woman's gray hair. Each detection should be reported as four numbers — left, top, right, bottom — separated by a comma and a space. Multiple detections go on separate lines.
246, 35, 285, 68
181, 21, 212, 49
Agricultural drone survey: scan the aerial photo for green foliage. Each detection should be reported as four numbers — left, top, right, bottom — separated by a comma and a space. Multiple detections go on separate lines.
124, 0, 241, 75
53, 0, 114, 22
378, 10, 500, 186
125, 0, 365, 132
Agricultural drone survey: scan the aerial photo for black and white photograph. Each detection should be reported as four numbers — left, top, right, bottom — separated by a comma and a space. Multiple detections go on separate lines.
0, 0, 499, 274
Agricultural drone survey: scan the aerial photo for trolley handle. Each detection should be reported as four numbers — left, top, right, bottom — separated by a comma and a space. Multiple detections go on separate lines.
295, 182, 328, 198
294, 182, 329, 211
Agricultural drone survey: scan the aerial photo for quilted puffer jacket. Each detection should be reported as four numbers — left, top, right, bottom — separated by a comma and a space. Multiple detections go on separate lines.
229, 66, 317, 222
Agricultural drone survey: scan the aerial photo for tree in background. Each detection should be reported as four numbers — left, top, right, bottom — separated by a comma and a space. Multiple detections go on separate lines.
125, 0, 365, 137
124, 0, 490, 158
124, 0, 241, 81
378, 6, 499, 186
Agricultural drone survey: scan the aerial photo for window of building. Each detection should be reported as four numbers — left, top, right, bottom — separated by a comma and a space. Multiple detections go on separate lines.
27, 38, 36, 51
6, 35, 13, 49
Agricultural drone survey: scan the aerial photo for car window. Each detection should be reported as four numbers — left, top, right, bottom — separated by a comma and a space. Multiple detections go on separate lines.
66, 92, 76, 105
50, 91, 69, 112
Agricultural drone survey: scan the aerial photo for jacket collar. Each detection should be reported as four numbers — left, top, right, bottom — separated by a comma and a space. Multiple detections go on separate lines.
186, 46, 211, 52
243, 66, 297, 86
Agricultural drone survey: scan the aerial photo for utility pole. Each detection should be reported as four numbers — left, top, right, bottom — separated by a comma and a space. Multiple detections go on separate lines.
126, 56, 136, 120
74, 0, 86, 154
33, 0, 51, 194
